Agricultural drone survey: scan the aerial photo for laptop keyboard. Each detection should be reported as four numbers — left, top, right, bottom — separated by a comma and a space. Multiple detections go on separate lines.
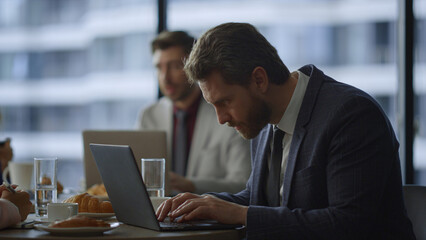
160, 221, 195, 230
159, 218, 241, 231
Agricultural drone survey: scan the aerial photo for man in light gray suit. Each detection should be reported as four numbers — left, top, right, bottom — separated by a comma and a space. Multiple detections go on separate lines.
137, 31, 251, 194
156, 23, 415, 239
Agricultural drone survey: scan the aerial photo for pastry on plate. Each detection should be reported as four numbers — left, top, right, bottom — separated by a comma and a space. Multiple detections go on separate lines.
63, 193, 113, 213
49, 215, 110, 228
87, 183, 108, 197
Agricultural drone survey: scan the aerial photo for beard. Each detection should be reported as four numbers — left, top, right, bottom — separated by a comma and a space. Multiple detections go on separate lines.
174, 82, 197, 102
231, 97, 271, 140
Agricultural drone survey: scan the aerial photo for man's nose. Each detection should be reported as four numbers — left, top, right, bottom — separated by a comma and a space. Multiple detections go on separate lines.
216, 108, 230, 125
159, 68, 171, 82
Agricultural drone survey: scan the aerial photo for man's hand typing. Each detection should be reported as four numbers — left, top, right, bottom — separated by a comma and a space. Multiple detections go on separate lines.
156, 192, 247, 225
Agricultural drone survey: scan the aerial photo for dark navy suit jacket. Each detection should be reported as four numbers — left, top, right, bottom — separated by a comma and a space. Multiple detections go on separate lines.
210, 65, 415, 240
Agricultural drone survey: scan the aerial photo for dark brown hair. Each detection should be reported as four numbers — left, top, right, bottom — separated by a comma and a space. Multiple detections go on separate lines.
151, 31, 195, 56
184, 22, 290, 85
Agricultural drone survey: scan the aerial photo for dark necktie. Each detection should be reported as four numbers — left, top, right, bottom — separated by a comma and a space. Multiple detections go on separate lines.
173, 110, 188, 176
267, 127, 285, 207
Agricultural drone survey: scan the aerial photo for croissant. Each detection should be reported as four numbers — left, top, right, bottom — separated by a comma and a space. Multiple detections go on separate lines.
41, 177, 64, 194
87, 183, 108, 196
63, 193, 113, 213
49, 215, 110, 228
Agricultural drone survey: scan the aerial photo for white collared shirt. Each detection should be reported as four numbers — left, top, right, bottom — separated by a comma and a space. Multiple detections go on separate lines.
269, 70, 310, 205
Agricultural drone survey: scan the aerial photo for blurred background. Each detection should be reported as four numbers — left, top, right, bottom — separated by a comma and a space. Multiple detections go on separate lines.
0, 0, 424, 190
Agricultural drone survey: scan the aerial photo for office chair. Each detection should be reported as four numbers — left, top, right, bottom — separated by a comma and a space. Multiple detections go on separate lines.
403, 185, 426, 240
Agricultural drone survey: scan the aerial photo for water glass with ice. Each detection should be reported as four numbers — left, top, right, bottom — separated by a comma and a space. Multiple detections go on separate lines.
141, 158, 165, 197
34, 157, 58, 217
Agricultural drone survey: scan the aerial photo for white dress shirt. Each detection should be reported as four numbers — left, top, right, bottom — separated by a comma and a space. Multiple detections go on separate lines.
269, 71, 310, 204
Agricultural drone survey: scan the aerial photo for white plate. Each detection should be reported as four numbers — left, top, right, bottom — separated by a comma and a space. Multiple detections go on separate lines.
78, 212, 115, 219
35, 222, 120, 236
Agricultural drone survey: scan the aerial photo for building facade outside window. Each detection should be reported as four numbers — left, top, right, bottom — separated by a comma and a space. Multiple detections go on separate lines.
167, 0, 425, 184
0, 0, 157, 189
0, 0, 424, 189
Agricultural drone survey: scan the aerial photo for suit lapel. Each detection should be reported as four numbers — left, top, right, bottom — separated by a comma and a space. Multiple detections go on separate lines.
252, 124, 273, 206
158, 98, 173, 165
282, 128, 306, 206
159, 98, 173, 196
186, 99, 213, 176
282, 65, 325, 206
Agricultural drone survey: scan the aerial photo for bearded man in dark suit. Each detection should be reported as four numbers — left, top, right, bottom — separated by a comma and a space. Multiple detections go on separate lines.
156, 22, 415, 240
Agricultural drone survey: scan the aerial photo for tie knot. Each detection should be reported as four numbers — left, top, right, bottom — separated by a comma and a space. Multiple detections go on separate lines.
273, 127, 285, 140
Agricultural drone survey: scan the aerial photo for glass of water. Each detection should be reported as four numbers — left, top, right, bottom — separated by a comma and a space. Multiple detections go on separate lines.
141, 158, 165, 197
34, 157, 58, 217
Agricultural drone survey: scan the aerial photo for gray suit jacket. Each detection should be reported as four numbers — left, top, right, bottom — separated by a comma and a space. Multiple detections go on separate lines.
211, 65, 415, 239
137, 96, 251, 194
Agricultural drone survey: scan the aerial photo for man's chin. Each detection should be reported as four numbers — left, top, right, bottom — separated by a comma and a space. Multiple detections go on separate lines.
236, 127, 262, 140
165, 94, 179, 101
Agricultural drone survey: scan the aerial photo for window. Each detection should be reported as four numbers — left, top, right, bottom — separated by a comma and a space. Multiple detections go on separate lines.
0, 0, 423, 189
414, 1, 426, 184
169, 0, 425, 185
0, 0, 156, 190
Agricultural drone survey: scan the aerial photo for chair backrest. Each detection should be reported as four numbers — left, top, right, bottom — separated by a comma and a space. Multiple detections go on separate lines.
82, 130, 168, 192
403, 185, 426, 240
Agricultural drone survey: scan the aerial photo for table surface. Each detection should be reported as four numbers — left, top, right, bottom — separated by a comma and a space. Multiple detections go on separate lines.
0, 215, 246, 240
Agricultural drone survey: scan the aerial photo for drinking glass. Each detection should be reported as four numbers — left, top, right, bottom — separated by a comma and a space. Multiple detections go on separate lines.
34, 157, 58, 217
141, 158, 165, 197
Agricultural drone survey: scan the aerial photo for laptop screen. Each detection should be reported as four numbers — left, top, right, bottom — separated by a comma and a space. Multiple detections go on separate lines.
90, 143, 161, 230
90, 143, 243, 232
83, 130, 167, 190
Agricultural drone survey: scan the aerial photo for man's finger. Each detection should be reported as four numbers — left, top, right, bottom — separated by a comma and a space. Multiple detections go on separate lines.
181, 206, 208, 222
156, 201, 165, 217
157, 199, 173, 221
171, 198, 193, 214
177, 213, 188, 223
169, 198, 201, 219
170, 193, 189, 212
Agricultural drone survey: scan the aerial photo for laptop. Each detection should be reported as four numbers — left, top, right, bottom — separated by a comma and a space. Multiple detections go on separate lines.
89, 143, 242, 231
82, 130, 169, 194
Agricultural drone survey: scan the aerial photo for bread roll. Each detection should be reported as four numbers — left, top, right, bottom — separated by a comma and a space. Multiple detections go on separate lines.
87, 183, 108, 196
79, 195, 91, 213
49, 215, 110, 228
41, 177, 64, 194
88, 197, 100, 213
63, 192, 87, 204
100, 201, 113, 213
63, 193, 113, 213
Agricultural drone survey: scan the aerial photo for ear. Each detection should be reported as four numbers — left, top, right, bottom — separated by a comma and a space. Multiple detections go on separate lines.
250, 66, 268, 93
